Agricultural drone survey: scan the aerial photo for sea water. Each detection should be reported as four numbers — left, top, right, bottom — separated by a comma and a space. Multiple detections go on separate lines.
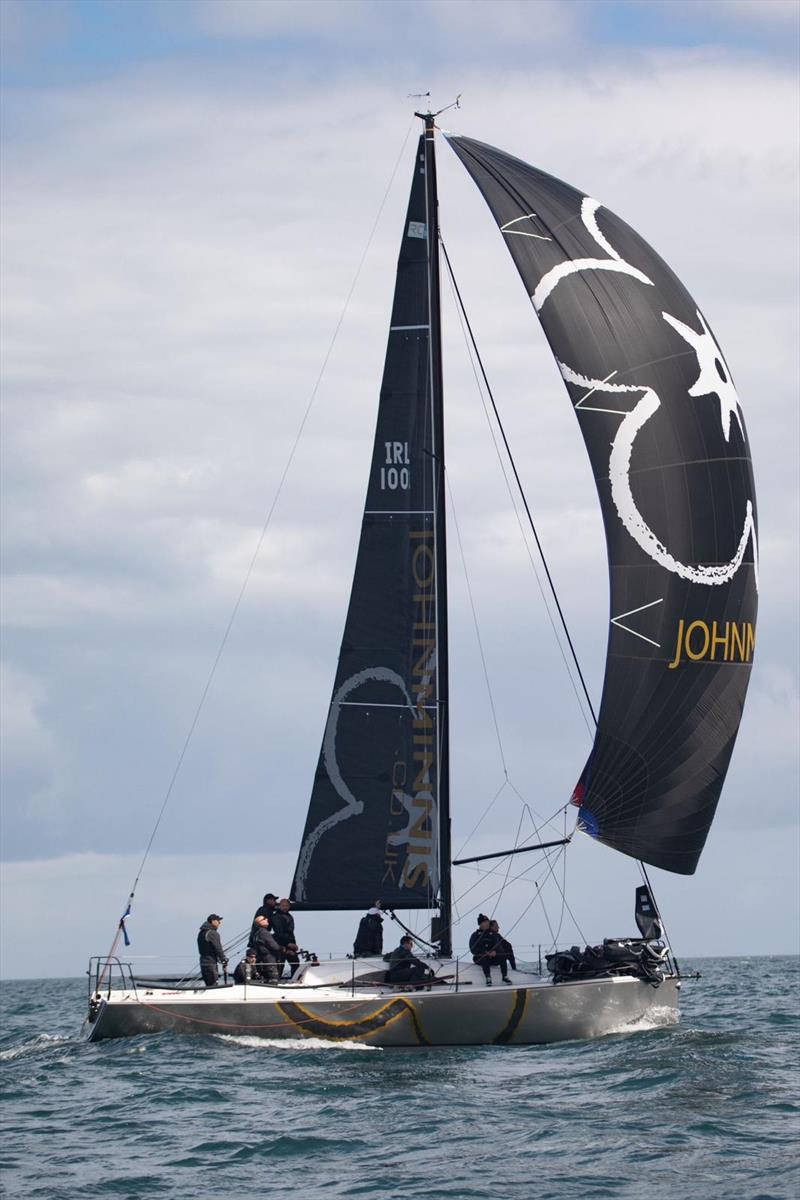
1, 956, 798, 1200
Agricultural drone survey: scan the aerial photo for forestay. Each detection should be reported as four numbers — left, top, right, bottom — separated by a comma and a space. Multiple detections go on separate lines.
448, 135, 758, 875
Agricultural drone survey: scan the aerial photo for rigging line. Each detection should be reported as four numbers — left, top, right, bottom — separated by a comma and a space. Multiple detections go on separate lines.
453, 835, 573, 936
493, 847, 566, 942
502, 850, 566, 941
464, 793, 570, 865
386, 909, 438, 952
440, 236, 598, 729
224, 930, 250, 955
443, 253, 593, 740
535, 880, 558, 947
441, 262, 592, 739
491, 849, 561, 950
113, 120, 417, 918
507, 781, 573, 840
532, 846, 571, 949
452, 848, 555, 917
551, 808, 569, 947
541, 841, 587, 945
452, 859, 547, 917
445, 474, 508, 775
467, 836, 578, 947
461, 842, 567, 952
453, 778, 510, 861
452, 840, 569, 883
507, 797, 567, 864
491, 805, 527, 916
454, 795, 571, 882
454, 858, 551, 881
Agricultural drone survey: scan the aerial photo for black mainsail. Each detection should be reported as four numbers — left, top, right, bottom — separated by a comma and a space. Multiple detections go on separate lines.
448, 135, 758, 876
290, 122, 451, 939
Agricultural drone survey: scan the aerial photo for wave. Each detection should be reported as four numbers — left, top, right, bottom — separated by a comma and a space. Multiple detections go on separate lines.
602, 1006, 680, 1037
213, 1034, 381, 1052
0, 1033, 75, 1061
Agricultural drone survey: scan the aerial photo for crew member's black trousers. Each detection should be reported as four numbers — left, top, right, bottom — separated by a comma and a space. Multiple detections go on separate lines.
200, 959, 219, 986
279, 949, 300, 978
388, 964, 429, 986
255, 955, 279, 983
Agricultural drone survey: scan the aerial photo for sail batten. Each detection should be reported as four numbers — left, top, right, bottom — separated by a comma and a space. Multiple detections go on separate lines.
448, 134, 758, 876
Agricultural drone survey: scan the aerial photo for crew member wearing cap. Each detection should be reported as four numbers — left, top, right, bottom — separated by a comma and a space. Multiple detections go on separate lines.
469, 913, 500, 986
353, 901, 384, 957
197, 914, 228, 987
233, 949, 258, 985
254, 893, 278, 921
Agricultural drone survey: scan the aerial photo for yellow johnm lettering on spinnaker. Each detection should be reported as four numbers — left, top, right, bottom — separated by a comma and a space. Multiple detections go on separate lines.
667, 620, 755, 669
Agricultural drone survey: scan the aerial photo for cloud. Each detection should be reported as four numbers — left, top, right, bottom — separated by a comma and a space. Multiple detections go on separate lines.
192, 0, 372, 37
689, 0, 799, 28
1, 43, 797, 973
189, 0, 578, 52
186, 0, 799, 59
0, 0, 70, 68
728, 663, 800, 829
0, 663, 56, 783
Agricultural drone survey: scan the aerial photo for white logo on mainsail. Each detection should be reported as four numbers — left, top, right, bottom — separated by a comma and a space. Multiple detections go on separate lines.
294, 667, 407, 901
294, 666, 437, 900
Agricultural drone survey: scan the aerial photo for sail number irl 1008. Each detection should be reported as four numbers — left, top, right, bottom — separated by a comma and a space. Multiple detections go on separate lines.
381, 441, 410, 491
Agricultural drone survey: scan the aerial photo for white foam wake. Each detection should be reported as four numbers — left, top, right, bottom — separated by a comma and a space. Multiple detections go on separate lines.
604, 1006, 679, 1037
0, 1033, 74, 1061
213, 1034, 381, 1052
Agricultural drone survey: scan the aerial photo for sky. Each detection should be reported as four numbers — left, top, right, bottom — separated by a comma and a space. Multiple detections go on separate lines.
1, 0, 798, 980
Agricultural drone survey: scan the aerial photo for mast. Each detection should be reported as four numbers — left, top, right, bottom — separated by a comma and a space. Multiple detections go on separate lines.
419, 111, 452, 957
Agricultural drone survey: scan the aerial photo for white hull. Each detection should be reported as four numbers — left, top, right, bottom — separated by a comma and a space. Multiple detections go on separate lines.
86, 959, 679, 1047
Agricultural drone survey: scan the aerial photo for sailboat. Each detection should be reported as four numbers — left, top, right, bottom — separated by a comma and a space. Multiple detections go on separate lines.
85, 106, 758, 1046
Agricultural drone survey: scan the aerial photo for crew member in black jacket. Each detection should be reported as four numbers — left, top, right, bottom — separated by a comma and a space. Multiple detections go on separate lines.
270, 899, 300, 978
353, 903, 384, 956
469, 913, 507, 986
385, 937, 432, 986
250, 915, 281, 983
254, 893, 278, 921
197, 914, 227, 986
489, 919, 516, 976
233, 950, 258, 984
249, 893, 277, 943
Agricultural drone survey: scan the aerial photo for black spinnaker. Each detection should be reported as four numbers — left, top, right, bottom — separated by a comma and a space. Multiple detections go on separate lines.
447, 135, 758, 875
290, 134, 445, 911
